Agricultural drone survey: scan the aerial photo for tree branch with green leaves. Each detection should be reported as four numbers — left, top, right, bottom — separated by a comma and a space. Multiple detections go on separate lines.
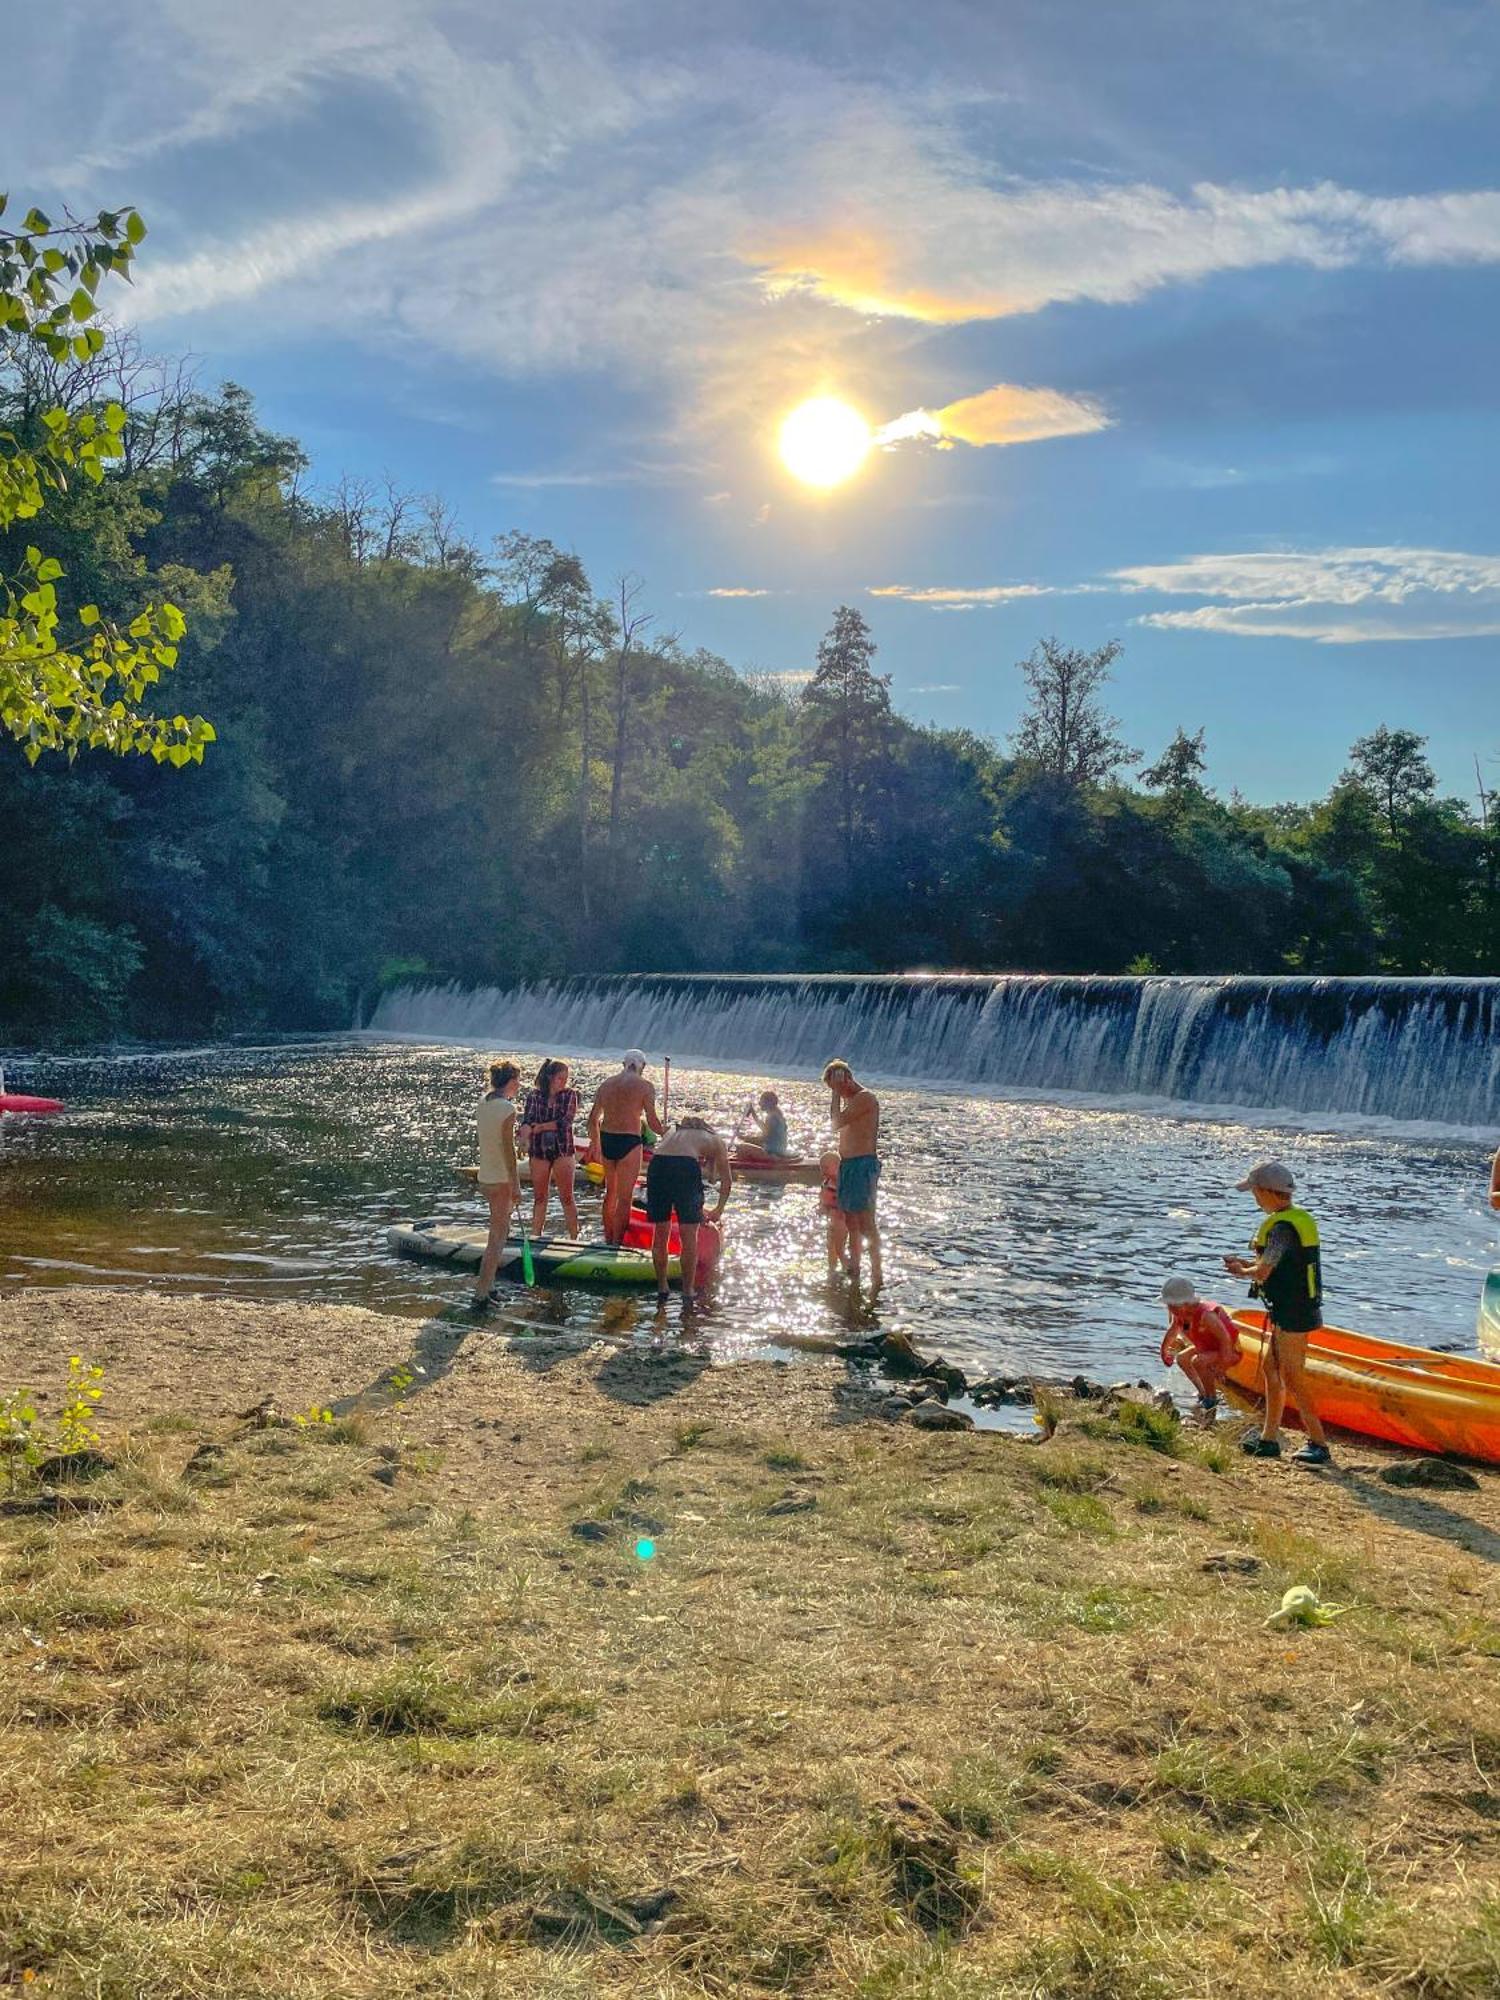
0, 196, 212, 764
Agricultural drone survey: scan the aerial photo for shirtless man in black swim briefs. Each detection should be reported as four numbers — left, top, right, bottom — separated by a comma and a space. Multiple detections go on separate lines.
646, 1114, 731, 1304
587, 1051, 664, 1246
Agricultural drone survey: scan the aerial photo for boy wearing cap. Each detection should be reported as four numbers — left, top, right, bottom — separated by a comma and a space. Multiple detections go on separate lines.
1223, 1161, 1331, 1465
1159, 1278, 1240, 1411
587, 1053, 664, 1246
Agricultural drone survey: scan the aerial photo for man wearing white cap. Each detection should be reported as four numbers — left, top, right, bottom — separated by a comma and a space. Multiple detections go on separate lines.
1223, 1161, 1331, 1465
587, 1052, 663, 1246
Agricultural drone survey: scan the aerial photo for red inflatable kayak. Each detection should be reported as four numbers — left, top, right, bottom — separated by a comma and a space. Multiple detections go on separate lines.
622, 1205, 722, 1280
0, 1092, 63, 1115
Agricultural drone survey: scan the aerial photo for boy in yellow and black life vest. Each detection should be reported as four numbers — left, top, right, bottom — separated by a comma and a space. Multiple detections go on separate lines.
1223, 1160, 1332, 1466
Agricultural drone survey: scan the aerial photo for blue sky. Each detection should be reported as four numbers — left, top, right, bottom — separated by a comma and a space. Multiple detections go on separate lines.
11, 0, 1500, 802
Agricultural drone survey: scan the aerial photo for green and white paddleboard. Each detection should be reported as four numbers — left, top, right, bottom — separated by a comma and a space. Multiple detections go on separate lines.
1479, 1268, 1500, 1357
389, 1222, 679, 1287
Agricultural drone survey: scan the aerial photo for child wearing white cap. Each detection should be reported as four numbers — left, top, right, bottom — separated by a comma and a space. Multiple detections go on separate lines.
1158, 1278, 1241, 1411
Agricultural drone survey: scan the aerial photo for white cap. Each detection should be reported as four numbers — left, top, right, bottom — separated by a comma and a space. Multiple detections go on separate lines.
1236, 1160, 1295, 1195
1161, 1277, 1198, 1306
622, 1049, 649, 1074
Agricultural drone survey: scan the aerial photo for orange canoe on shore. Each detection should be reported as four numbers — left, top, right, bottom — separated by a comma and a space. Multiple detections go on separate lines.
1227, 1310, 1500, 1466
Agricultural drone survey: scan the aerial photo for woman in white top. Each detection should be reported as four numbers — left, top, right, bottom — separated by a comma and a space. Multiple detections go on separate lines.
473, 1059, 523, 1305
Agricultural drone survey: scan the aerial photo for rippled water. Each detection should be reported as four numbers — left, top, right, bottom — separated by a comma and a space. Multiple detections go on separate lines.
1, 1039, 1495, 1382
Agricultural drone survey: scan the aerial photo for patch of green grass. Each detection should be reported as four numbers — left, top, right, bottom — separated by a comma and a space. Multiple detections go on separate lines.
1076, 1399, 1183, 1457
1299, 1837, 1384, 1966
1043, 1491, 1117, 1536
1029, 1446, 1113, 1493
763, 1447, 809, 1472
1155, 1730, 1383, 1826
316, 1667, 593, 1742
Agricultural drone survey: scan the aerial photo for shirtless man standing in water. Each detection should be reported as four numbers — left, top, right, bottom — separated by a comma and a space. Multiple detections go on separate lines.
646, 1114, 731, 1303
824, 1059, 882, 1290
587, 1051, 664, 1245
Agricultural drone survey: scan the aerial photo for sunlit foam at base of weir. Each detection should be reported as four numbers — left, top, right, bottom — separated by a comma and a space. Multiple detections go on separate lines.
367, 974, 1500, 1130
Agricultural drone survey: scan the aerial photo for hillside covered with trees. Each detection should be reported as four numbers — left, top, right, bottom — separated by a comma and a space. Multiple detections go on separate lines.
2, 237, 1496, 1043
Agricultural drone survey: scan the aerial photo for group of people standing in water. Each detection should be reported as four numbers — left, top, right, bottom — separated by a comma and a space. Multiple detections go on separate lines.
470, 1051, 884, 1307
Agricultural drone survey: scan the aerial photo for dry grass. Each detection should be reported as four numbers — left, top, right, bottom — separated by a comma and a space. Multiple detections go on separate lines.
2, 1296, 1500, 1997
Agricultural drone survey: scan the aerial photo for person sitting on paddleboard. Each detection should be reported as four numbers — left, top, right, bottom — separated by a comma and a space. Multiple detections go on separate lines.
824, 1059, 882, 1292
646, 1113, 731, 1307
587, 1051, 664, 1247
472, 1059, 524, 1307
1158, 1277, 1240, 1411
1222, 1160, 1331, 1466
736, 1089, 790, 1163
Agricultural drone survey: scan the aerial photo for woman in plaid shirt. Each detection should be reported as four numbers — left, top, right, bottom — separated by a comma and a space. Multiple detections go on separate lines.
520, 1057, 581, 1239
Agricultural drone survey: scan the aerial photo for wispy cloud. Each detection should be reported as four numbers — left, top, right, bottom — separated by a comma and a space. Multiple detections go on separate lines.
1116, 546, 1500, 643
752, 171, 1500, 327
874, 383, 1109, 453
703, 586, 771, 598
909, 682, 961, 693
869, 583, 1055, 608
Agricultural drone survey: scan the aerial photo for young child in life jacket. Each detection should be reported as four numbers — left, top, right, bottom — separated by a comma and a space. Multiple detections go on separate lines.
819, 1150, 851, 1277
1159, 1277, 1241, 1411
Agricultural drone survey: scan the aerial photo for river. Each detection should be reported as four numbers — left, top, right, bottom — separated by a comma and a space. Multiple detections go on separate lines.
1, 1035, 1494, 1388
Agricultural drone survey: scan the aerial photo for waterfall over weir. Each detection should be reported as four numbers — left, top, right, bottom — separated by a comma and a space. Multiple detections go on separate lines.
369, 974, 1500, 1129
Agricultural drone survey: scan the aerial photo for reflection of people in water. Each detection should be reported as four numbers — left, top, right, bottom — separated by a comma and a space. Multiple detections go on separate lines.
736, 1089, 789, 1163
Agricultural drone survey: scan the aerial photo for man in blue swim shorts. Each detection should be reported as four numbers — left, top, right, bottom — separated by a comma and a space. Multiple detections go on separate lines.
823, 1059, 883, 1291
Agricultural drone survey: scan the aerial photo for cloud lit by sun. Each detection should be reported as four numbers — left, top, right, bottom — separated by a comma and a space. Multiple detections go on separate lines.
778, 397, 872, 487
776, 383, 1108, 493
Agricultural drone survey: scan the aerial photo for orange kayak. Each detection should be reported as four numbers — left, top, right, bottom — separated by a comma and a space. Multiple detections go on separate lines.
1228, 1310, 1500, 1465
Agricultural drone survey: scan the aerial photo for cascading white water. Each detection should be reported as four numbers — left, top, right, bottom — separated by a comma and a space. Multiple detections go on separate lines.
368, 974, 1500, 1128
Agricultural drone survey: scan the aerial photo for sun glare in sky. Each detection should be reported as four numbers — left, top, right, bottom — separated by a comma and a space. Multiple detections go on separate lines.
778, 396, 872, 488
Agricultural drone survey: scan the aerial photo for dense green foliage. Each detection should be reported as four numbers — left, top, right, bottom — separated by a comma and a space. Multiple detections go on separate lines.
1, 359, 1495, 1043
0, 198, 210, 765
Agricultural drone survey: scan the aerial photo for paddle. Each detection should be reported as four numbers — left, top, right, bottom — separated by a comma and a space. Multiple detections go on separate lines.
662, 1055, 671, 1124
521, 1221, 536, 1287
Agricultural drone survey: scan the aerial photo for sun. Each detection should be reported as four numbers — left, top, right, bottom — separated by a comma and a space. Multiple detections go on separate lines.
778, 396, 872, 488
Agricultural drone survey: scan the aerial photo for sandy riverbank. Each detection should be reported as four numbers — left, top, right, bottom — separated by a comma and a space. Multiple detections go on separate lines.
3, 1288, 1500, 1998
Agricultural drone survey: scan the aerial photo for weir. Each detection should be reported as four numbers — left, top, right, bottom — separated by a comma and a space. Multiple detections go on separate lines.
369, 974, 1500, 1128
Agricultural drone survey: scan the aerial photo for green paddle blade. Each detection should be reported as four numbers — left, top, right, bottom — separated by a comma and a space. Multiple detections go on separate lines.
521, 1230, 536, 1287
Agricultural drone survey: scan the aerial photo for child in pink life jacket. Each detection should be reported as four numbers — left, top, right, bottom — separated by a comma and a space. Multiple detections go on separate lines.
1159, 1277, 1241, 1411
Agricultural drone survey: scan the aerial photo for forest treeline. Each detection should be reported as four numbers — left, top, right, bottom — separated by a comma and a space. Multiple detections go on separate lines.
3, 349, 1497, 1043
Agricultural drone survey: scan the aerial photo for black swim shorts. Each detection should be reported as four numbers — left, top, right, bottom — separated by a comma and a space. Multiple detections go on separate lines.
646, 1154, 705, 1224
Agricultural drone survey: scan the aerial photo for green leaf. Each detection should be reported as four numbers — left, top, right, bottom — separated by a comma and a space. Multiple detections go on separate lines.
70, 287, 94, 321
79, 604, 100, 627
124, 210, 146, 245
35, 558, 63, 583
23, 207, 51, 233
103, 402, 127, 433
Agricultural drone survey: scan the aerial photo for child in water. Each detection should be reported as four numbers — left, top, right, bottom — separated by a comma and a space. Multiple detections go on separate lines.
820, 1150, 851, 1276
1159, 1277, 1241, 1411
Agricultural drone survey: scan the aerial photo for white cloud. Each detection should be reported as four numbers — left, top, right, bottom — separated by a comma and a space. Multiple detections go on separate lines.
703, 586, 771, 598
1116, 546, 1500, 643
909, 682, 961, 692
868, 583, 1055, 607
874, 383, 1109, 452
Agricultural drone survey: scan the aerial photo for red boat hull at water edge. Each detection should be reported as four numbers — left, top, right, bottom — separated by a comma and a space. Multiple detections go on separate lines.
0, 1093, 64, 1115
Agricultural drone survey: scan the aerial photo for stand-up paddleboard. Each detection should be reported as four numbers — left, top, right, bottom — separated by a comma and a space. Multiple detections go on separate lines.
1479, 1270, 1500, 1357
390, 1220, 683, 1287
728, 1151, 822, 1185
451, 1165, 720, 1278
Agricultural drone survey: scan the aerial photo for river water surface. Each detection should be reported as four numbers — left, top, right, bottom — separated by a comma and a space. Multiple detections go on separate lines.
2, 1039, 1495, 1386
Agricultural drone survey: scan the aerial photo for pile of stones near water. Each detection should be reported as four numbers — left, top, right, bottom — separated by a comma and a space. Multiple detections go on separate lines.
839, 1330, 1173, 1434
